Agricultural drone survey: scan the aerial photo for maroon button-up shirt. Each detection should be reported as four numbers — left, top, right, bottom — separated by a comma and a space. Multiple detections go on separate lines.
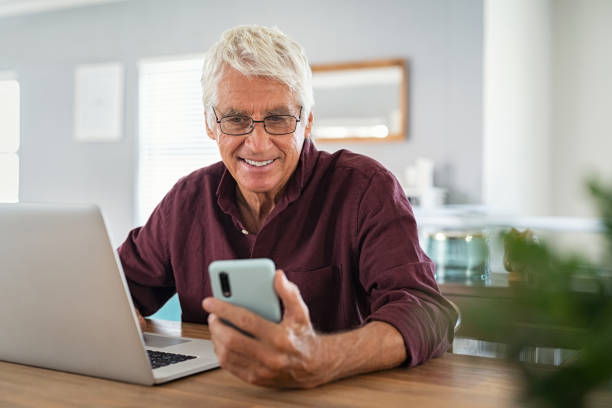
118, 139, 457, 366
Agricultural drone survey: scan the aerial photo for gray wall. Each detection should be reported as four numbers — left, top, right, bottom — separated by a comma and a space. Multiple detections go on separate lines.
551, 0, 612, 217
0, 0, 483, 245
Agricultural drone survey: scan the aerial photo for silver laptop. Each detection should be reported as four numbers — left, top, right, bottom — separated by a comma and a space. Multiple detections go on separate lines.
0, 203, 219, 385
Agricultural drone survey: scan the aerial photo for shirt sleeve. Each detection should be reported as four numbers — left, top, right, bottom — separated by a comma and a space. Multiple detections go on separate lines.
356, 170, 458, 366
117, 196, 176, 316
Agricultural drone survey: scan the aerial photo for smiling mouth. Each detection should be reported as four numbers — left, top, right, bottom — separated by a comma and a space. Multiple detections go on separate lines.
242, 158, 275, 167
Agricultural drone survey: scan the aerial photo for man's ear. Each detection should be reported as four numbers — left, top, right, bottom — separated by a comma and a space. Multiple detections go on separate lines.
204, 111, 217, 141
303, 111, 314, 140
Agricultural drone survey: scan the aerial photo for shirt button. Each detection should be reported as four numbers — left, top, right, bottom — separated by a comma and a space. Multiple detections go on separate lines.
241, 229, 249, 235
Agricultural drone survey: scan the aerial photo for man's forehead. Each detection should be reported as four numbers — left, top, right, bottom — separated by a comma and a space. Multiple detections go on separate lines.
215, 67, 298, 114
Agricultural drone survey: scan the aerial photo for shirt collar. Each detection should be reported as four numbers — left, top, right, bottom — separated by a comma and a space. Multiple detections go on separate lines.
216, 138, 319, 219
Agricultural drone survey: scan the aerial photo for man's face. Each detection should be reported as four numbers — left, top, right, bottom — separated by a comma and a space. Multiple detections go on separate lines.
206, 67, 312, 199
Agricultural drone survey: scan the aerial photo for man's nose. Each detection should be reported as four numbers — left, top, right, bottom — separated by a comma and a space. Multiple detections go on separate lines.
244, 122, 272, 151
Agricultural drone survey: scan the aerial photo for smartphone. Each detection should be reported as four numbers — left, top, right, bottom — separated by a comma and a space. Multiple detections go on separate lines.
208, 258, 281, 323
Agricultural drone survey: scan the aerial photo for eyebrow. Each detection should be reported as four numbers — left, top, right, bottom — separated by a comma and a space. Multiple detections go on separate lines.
221, 108, 247, 117
219, 106, 295, 117
266, 106, 293, 115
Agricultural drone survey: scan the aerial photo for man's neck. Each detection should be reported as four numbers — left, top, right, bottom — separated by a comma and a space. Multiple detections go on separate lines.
236, 187, 280, 233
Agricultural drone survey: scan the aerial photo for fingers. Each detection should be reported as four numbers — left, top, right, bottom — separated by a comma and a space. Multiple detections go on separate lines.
203, 286, 322, 388
207, 313, 290, 385
201, 271, 322, 388
203, 297, 295, 359
202, 297, 280, 343
202, 269, 311, 333
274, 270, 311, 326
207, 314, 253, 370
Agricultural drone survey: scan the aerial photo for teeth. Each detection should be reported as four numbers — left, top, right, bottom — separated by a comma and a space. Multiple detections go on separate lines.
244, 158, 274, 167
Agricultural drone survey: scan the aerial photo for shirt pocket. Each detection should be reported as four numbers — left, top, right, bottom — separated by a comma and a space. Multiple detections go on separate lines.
284, 265, 343, 333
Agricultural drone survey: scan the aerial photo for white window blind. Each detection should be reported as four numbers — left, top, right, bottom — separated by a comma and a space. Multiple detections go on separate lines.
138, 56, 221, 225
0, 76, 20, 203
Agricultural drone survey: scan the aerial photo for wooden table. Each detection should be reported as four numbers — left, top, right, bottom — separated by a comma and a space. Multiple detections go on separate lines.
0, 319, 609, 408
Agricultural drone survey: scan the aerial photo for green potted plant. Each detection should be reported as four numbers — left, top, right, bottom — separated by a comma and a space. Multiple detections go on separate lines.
471, 179, 612, 408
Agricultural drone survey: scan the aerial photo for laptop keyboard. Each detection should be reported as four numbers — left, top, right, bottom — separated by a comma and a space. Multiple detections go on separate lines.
146, 350, 197, 369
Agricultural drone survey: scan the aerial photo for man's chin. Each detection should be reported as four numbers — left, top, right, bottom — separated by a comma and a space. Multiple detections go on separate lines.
236, 180, 280, 196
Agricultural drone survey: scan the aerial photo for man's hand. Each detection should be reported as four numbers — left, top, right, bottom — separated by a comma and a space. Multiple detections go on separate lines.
203, 270, 407, 388
135, 309, 147, 331
202, 270, 331, 388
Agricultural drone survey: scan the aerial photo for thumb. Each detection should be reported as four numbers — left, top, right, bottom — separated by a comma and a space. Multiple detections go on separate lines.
274, 269, 311, 325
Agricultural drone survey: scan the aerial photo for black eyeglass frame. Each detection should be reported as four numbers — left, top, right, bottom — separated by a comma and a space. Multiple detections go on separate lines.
212, 106, 302, 136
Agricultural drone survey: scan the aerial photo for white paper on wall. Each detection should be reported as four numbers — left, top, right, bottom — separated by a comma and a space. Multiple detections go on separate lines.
73, 63, 124, 142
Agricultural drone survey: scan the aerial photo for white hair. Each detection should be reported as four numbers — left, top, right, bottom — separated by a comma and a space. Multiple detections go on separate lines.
201, 25, 314, 129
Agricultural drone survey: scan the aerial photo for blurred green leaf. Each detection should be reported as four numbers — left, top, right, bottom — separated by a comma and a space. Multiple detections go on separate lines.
470, 178, 612, 407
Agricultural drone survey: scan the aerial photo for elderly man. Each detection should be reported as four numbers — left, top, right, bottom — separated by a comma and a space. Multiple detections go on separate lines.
119, 25, 457, 388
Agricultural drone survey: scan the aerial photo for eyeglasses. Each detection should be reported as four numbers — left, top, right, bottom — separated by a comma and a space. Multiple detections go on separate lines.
212, 106, 302, 136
